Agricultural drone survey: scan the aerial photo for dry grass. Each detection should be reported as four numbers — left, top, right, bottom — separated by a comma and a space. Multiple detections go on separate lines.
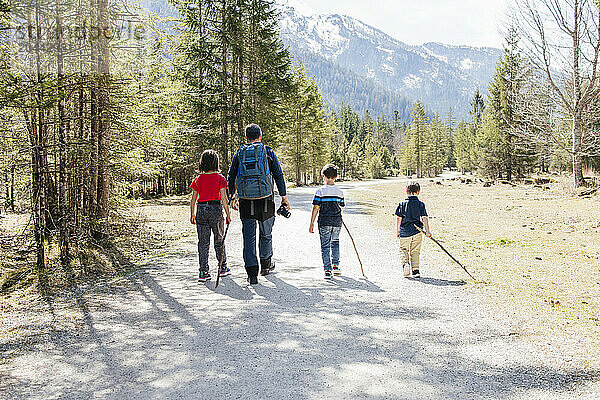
0, 206, 169, 295
351, 176, 600, 368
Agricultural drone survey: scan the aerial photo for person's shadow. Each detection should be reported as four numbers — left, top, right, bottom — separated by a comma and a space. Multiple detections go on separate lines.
210, 276, 255, 300
407, 277, 466, 286
329, 275, 384, 292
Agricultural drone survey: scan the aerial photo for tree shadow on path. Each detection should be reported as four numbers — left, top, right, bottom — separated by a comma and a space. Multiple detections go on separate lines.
255, 274, 325, 308
3, 264, 600, 400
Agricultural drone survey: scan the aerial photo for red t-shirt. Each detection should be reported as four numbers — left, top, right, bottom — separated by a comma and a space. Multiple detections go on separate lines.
190, 173, 227, 202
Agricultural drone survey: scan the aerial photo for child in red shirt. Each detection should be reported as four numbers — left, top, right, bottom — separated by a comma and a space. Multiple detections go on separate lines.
190, 150, 232, 282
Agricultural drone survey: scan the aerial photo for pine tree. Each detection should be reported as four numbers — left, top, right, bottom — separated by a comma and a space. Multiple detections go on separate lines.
455, 121, 477, 172
404, 101, 428, 177
280, 62, 329, 185
444, 108, 456, 168
453, 90, 484, 173
480, 27, 534, 179
330, 104, 360, 179
173, 0, 291, 169
423, 114, 449, 176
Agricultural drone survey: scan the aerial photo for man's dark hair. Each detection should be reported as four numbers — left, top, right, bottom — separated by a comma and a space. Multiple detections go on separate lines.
245, 123, 262, 141
199, 149, 220, 173
322, 164, 338, 179
406, 181, 420, 194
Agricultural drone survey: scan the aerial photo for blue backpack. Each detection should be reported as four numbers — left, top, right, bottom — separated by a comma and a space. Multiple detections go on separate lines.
235, 143, 274, 199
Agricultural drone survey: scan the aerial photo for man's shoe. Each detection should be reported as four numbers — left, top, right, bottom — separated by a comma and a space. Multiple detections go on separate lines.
260, 258, 275, 276
332, 265, 341, 276
219, 267, 231, 277
411, 269, 420, 278
245, 265, 259, 284
324, 270, 333, 280
198, 271, 211, 282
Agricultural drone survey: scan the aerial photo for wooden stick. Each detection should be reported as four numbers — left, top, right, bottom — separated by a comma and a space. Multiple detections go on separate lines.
415, 225, 476, 280
342, 221, 365, 277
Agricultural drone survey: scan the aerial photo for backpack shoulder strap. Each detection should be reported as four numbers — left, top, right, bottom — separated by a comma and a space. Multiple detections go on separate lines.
239, 144, 249, 164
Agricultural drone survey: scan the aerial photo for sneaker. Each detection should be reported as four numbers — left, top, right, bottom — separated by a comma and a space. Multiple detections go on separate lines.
247, 276, 259, 285
332, 265, 341, 276
198, 271, 211, 282
411, 269, 420, 278
324, 270, 333, 280
219, 267, 231, 277
403, 263, 411, 277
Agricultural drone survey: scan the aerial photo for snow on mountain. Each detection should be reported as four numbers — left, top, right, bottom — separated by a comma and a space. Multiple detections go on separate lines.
276, 1, 502, 118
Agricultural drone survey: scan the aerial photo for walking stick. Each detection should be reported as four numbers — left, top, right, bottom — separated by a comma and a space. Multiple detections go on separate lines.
215, 222, 230, 288
415, 226, 476, 280
342, 221, 366, 277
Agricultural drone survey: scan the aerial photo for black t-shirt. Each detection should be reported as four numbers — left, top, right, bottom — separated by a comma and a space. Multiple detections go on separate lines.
395, 196, 428, 237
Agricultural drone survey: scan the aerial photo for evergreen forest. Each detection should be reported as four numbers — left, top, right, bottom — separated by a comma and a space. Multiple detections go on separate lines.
1, 0, 600, 290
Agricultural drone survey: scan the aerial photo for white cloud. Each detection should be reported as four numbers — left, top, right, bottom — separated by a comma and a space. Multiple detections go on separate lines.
301, 0, 509, 48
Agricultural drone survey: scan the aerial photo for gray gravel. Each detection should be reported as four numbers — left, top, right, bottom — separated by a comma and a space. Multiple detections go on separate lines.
1, 180, 598, 399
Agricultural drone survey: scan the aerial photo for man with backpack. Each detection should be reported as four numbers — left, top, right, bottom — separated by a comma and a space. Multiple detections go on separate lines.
227, 123, 290, 285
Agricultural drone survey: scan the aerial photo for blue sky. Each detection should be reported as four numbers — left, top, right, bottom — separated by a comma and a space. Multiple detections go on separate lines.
300, 0, 509, 48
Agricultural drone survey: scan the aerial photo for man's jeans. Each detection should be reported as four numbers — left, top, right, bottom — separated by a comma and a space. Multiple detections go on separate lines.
241, 216, 275, 268
196, 203, 226, 272
318, 225, 341, 270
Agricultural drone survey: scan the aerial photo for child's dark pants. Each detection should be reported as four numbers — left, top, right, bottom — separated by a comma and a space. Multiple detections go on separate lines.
196, 203, 227, 272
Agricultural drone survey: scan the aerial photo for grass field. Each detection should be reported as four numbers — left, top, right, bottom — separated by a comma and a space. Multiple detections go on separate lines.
350, 176, 600, 368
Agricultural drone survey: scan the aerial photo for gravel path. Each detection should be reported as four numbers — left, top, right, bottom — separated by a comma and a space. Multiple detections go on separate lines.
1, 180, 598, 399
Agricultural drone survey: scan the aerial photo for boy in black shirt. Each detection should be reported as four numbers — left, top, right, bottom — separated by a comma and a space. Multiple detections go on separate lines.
395, 181, 431, 278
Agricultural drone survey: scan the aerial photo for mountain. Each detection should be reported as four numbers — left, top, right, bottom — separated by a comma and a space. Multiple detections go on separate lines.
295, 51, 414, 121
276, 0, 502, 120
135, 0, 502, 121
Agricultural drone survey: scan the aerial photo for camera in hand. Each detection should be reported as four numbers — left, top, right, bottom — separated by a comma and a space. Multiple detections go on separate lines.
277, 203, 291, 218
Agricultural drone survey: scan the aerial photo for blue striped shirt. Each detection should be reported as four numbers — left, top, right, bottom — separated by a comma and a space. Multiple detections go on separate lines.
313, 185, 345, 227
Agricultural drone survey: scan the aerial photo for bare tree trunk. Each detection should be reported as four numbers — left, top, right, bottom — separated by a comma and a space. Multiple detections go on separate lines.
96, 0, 111, 218
417, 125, 422, 178
76, 76, 85, 241
220, 0, 229, 167
9, 165, 14, 211
573, 111, 585, 186
572, 0, 585, 187
31, 6, 47, 290
88, 0, 98, 218
56, 0, 71, 274
296, 109, 302, 186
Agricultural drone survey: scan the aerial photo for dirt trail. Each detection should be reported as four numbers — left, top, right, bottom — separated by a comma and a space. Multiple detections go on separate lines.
1, 180, 598, 399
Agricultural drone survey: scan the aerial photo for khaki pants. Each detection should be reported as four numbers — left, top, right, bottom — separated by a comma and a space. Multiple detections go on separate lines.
399, 233, 422, 271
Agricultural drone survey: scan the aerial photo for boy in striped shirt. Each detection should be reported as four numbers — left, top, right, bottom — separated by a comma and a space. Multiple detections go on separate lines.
309, 164, 345, 279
